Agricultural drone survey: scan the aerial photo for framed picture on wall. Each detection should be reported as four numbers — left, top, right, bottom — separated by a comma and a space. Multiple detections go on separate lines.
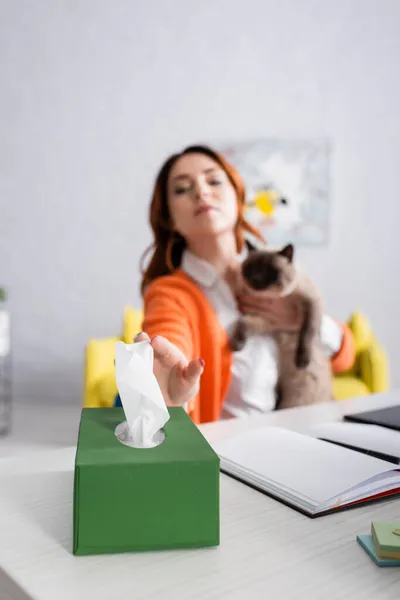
215, 138, 331, 247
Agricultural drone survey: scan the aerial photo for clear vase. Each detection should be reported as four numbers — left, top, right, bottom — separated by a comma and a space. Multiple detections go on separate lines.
0, 289, 12, 435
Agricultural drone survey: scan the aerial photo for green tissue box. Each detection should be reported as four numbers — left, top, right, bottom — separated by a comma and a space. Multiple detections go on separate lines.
73, 407, 220, 555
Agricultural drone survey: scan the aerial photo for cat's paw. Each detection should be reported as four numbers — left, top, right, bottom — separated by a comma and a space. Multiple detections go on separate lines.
295, 347, 311, 369
229, 320, 247, 351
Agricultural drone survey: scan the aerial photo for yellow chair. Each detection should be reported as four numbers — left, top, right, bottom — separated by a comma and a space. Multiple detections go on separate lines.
333, 311, 389, 400
83, 308, 389, 408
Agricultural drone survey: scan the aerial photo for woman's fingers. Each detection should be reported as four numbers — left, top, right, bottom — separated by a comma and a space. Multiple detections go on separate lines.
240, 297, 301, 331
150, 335, 187, 369
183, 358, 205, 382
239, 294, 274, 302
134, 332, 150, 343
242, 311, 279, 328
240, 301, 273, 316
240, 295, 293, 314
239, 296, 274, 309
169, 359, 204, 405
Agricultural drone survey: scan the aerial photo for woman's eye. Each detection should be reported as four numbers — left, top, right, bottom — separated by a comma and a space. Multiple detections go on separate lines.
209, 179, 222, 186
174, 186, 190, 195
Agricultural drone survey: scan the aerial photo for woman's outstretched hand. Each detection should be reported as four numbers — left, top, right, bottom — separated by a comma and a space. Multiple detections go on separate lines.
238, 293, 302, 333
134, 332, 204, 406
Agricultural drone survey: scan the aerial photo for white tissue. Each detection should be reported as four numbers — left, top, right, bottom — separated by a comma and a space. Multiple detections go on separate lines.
115, 341, 170, 448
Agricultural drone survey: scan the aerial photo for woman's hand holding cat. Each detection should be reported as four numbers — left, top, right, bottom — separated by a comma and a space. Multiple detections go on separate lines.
238, 294, 302, 333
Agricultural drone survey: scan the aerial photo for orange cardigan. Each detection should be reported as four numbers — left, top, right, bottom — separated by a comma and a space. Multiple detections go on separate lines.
143, 270, 355, 424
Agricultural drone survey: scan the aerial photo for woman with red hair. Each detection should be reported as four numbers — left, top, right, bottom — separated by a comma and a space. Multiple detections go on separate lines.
128, 145, 354, 424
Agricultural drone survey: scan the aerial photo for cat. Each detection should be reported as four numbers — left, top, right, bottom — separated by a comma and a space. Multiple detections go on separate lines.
228, 243, 333, 409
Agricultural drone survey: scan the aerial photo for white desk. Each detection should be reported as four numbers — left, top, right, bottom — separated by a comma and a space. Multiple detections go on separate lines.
1, 392, 400, 600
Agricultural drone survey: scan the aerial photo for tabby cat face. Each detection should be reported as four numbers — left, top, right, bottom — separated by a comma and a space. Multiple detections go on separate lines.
241, 244, 297, 296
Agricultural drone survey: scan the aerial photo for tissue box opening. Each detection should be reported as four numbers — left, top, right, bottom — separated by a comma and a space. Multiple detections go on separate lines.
73, 407, 220, 555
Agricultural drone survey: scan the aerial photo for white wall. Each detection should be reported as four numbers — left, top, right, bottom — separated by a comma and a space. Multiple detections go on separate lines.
1, 0, 399, 404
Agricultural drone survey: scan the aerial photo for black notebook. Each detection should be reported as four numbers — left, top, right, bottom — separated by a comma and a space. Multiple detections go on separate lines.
344, 405, 400, 432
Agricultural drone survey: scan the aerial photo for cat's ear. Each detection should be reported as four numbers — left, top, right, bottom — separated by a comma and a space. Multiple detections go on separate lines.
279, 244, 294, 262
245, 239, 258, 253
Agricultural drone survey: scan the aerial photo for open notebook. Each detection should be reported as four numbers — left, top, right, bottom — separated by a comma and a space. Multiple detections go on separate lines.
212, 427, 400, 517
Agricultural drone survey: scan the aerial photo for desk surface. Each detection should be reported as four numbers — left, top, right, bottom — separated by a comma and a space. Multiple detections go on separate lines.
1, 392, 400, 600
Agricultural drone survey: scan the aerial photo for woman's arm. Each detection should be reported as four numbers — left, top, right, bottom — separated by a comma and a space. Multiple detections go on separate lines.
141, 279, 203, 409
143, 280, 194, 359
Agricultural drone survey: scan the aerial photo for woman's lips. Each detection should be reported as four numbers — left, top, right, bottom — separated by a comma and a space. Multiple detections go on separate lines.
195, 205, 217, 216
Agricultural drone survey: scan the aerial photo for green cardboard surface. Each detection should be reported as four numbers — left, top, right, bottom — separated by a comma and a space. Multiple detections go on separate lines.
371, 521, 400, 557
357, 535, 400, 567
73, 407, 220, 555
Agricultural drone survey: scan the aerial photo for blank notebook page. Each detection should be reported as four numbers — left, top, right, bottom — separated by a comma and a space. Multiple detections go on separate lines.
213, 427, 396, 504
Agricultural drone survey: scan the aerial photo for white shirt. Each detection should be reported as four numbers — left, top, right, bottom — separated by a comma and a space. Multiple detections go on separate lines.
181, 250, 343, 419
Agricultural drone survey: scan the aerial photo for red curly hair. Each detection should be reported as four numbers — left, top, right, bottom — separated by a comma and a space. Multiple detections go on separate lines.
140, 145, 264, 294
